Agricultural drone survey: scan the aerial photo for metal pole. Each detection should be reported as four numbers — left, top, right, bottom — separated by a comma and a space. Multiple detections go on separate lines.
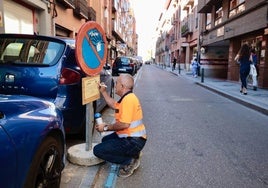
85, 102, 94, 151
201, 68, 204, 83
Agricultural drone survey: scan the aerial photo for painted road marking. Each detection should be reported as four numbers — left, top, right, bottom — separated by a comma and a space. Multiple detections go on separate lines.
104, 163, 120, 188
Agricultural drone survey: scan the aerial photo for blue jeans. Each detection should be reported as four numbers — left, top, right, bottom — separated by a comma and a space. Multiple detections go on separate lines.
93, 132, 146, 165
240, 65, 250, 89
192, 67, 198, 76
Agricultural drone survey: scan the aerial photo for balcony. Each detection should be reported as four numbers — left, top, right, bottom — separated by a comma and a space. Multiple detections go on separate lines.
73, 0, 89, 20
112, 0, 117, 11
165, 46, 169, 52
198, 0, 222, 13
56, 0, 75, 9
170, 34, 175, 42
183, 0, 194, 11
88, 7, 96, 21
181, 14, 193, 37
181, 23, 192, 37
171, 17, 178, 25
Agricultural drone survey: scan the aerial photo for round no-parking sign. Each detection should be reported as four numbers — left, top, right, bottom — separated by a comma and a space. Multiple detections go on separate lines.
75, 21, 108, 76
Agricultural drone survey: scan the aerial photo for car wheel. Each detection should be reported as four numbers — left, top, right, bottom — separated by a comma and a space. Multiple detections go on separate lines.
24, 136, 64, 188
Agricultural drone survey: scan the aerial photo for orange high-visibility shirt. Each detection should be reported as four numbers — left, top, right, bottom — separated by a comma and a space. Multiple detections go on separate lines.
115, 92, 146, 139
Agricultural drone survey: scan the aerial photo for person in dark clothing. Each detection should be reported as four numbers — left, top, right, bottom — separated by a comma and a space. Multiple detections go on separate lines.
235, 44, 251, 95
172, 57, 176, 71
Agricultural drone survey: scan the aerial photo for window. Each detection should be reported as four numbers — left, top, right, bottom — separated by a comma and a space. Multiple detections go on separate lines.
215, 3, 223, 26
1, 43, 23, 61
229, 0, 245, 17
0, 38, 64, 65
206, 13, 211, 30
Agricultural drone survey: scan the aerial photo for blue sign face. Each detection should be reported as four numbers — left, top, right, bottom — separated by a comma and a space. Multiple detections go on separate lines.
76, 22, 107, 76
82, 29, 106, 69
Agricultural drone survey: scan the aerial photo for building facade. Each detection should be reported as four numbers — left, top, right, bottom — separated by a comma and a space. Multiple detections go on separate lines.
155, 0, 268, 88
198, 0, 268, 88
155, 0, 200, 71
0, 0, 138, 66
0, 0, 51, 35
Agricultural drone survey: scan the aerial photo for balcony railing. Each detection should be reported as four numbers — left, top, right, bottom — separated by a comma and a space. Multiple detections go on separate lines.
88, 7, 96, 21
56, 0, 75, 8
171, 17, 178, 25
181, 23, 192, 37
183, 0, 194, 11
73, 0, 89, 20
198, 0, 222, 13
181, 11, 195, 37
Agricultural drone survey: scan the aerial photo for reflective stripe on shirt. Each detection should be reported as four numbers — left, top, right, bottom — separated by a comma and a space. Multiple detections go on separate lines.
117, 119, 146, 138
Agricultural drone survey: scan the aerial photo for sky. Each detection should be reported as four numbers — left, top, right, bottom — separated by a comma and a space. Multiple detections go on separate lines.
131, 0, 166, 60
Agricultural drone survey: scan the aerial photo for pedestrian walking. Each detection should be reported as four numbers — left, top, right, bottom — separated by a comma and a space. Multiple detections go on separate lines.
235, 43, 251, 95
172, 57, 177, 71
191, 58, 199, 77
93, 74, 147, 178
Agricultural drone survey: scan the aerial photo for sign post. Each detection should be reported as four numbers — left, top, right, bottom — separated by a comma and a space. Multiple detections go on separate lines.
81, 76, 101, 150
68, 21, 107, 166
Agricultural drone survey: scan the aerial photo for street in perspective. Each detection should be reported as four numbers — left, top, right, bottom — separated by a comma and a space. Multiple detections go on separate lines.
62, 64, 268, 188
1, 0, 268, 187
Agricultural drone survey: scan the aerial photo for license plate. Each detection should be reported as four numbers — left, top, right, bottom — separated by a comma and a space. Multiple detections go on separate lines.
119, 68, 126, 71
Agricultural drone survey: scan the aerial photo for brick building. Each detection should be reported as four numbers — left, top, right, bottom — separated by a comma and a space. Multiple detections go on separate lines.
0, 0, 138, 66
155, 0, 268, 88
198, 0, 268, 88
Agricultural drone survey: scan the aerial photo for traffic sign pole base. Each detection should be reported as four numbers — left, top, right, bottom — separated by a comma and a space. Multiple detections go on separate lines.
67, 143, 104, 166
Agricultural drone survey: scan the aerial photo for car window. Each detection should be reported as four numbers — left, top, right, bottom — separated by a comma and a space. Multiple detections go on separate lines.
1, 43, 23, 61
0, 38, 65, 66
116, 57, 130, 65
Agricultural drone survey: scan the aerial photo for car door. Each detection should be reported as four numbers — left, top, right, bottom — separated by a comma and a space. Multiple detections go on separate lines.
0, 125, 17, 187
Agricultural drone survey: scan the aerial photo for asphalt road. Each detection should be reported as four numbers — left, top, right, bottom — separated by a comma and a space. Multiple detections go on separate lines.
92, 65, 268, 188
63, 65, 268, 188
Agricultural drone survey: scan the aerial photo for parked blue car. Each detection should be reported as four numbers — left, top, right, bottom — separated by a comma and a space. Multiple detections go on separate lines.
0, 34, 114, 135
0, 94, 65, 187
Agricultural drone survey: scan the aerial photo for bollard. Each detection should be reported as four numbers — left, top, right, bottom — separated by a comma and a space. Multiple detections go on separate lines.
201, 68, 204, 83
178, 64, 181, 74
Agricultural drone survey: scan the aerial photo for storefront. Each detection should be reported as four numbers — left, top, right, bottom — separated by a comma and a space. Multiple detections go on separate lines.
228, 31, 268, 89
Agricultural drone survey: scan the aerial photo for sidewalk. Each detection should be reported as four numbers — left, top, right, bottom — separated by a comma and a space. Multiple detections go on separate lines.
163, 65, 268, 116
61, 107, 115, 188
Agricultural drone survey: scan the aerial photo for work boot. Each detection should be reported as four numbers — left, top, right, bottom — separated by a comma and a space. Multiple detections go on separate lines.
118, 158, 140, 178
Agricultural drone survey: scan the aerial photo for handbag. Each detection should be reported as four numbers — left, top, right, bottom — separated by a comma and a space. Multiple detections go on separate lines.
249, 64, 257, 76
